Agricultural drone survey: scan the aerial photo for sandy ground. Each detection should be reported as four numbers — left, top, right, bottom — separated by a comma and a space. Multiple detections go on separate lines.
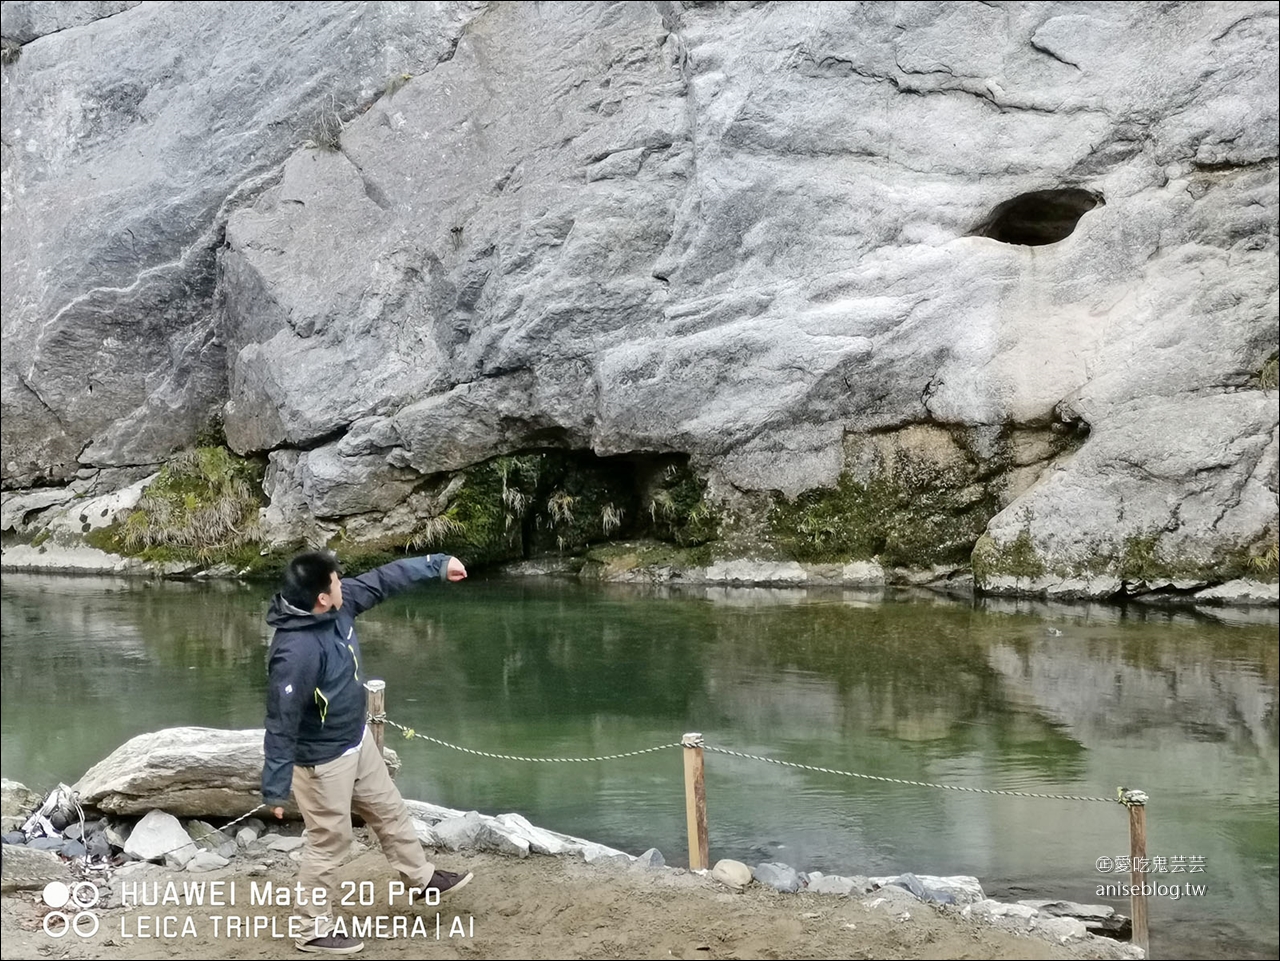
0, 844, 1131, 961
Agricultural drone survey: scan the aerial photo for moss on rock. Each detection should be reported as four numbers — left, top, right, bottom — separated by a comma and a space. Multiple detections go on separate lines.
972, 530, 1046, 582
770, 427, 1002, 568
86, 446, 271, 572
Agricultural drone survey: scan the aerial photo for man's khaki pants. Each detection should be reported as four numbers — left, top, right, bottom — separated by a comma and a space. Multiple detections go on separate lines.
291, 728, 435, 937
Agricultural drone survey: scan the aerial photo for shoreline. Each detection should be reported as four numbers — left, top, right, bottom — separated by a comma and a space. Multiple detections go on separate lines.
1, 773, 1142, 961
2, 540, 1276, 612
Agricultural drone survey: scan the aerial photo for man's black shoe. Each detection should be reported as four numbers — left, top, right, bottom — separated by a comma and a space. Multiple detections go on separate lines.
427, 869, 473, 898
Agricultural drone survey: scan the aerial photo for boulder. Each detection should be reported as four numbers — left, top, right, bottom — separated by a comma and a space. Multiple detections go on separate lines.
633, 848, 665, 870
805, 872, 870, 897
493, 812, 576, 856
74, 727, 288, 817
123, 810, 198, 866
753, 861, 803, 893
871, 873, 985, 906
0, 779, 42, 818
477, 821, 530, 859
432, 811, 484, 853
710, 859, 753, 891
1018, 899, 1131, 938
1, 845, 72, 891
430, 811, 531, 858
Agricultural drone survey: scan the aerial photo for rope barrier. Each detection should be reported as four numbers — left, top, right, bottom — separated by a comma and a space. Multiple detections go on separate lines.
382, 718, 681, 763
382, 714, 1116, 803
702, 745, 1116, 803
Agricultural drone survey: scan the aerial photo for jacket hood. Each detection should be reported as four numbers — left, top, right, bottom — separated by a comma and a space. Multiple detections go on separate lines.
266, 593, 338, 629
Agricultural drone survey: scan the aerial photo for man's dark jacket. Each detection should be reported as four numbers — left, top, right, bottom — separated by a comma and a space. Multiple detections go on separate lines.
261, 555, 453, 806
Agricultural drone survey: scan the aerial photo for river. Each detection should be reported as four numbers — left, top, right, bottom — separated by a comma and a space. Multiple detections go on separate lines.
1, 572, 1275, 959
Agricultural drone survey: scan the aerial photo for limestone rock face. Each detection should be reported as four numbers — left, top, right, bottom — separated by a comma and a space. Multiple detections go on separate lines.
3, 2, 1277, 594
1, 1, 483, 485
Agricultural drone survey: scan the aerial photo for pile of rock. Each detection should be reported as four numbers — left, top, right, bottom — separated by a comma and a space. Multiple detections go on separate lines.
705, 857, 1138, 957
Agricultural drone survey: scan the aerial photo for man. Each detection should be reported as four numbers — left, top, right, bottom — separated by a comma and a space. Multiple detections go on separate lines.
262, 550, 473, 955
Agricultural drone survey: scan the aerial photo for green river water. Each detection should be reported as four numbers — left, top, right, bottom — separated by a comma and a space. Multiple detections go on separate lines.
1, 572, 1276, 959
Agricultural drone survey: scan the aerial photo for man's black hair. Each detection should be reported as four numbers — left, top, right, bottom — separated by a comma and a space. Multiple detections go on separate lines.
281, 551, 341, 611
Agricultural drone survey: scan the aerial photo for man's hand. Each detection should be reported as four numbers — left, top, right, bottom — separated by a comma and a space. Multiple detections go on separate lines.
446, 557, 467, 582
272, 806, 285, 820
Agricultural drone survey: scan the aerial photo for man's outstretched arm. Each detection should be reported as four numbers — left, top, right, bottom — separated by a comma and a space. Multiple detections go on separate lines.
340, 554, 467, 616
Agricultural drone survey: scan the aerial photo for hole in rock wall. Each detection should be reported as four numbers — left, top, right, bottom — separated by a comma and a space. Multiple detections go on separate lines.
972, 188, 1104, 246
415, 450, 718, 566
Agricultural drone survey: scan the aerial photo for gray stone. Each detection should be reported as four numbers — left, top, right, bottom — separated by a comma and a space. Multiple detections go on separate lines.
424, 810, 531, 858
28, 837, 64, 853
123, 809, 198, 866
633, 848, 665, 869
263, 835, 306, 853
862, 886, 923, 913
967, 899, 1039, 923
710, 859, 753, 891
871, 873, 985, 906
236, 827, 260, 848
102, 820, 130, 850
299, 444, 419, 519
0, 844, 71, 891
0, 779, 42, 818
1195, 580, 1280, 606
61, 839, 87, 859
1037, 916, 1089, 941
186, 850, 231, 873
410, 819, 441, 848
432, 812, 484, 853
580, 841, 633, 864
74, 727, 292, 817
476, 821, 531, 859
186, 820, 233, 851
2, 832, 25, 845
1019, 899, 1115, 921
62, 819, 100, 841
753, 861, 802, 893
492, 812, 575, 856
805, 872, 865, 897
87, 834, 112, 860
216, 840, 238, 860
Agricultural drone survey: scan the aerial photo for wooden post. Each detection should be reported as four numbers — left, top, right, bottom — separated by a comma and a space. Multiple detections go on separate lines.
1121, 788, 1150, 955
366, 679, 386, 755
682, 733, 709, 871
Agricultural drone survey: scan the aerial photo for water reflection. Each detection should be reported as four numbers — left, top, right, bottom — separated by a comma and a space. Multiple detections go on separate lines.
1, 572, 1275, 959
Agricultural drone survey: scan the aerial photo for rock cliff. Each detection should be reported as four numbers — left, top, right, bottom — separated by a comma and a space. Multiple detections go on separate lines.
2, 1, 1277, 597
